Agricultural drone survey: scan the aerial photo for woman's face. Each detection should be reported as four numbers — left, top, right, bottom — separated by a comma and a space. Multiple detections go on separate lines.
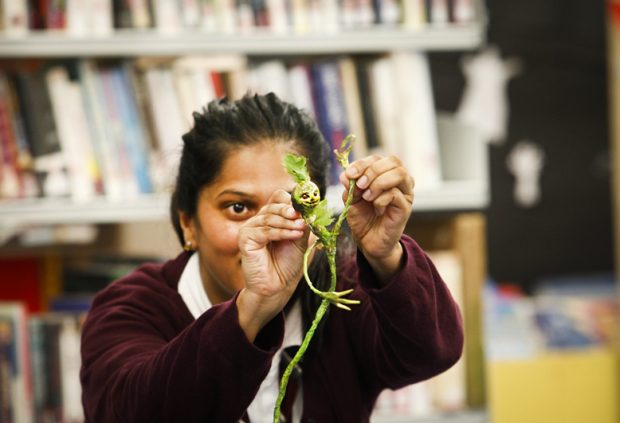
180, 141, 299, 305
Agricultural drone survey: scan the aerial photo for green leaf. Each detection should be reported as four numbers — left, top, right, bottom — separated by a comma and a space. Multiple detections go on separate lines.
312, 199, 334, 227
282, 153, 310, 184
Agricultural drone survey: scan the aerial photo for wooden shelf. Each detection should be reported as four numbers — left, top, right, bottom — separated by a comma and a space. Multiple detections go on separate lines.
0, 24, 484, 57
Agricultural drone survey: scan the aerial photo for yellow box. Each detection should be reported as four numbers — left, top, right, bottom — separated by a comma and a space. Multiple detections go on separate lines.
487, 348, 620, 423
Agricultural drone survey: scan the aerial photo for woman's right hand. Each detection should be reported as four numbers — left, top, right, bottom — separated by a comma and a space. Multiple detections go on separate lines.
236, 189, 309, 342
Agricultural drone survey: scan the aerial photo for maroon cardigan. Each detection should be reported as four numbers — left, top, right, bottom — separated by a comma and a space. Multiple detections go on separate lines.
80, 235, 463, 422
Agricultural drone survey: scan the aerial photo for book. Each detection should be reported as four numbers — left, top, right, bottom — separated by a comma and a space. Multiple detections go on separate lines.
46, 0, 68, 29
78, 60, 124, 199
142, 63, 186, 188
0, 0, 29, 36
129, 0, 155, 28
401, 0, 425, 28
111, 65, 153, 194
287, 62, 316, 120
0, 256, 43, 313
426, 250, 465, 412
354, 57, 380, 152
248, 60, 290, 100
0, 302, 33, 423
180, 0, 201, 27
13, 68, 70, 198
98, 63, 141, 198
152, 0, 182, 32
390, 52, 442, 190
0, 73, 22, 199
45, 65, 100, 201
112, 0, 134, 28
338, 57, 368, 161
171, 59, 217, 128
311, 60, 350, 185
367, 55, 400, 157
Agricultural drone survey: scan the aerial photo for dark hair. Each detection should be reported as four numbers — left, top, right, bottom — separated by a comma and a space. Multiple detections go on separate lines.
170, 92, 336, 356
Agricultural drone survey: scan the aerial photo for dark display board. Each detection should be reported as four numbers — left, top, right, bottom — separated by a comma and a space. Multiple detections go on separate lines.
429, 0, 613, 292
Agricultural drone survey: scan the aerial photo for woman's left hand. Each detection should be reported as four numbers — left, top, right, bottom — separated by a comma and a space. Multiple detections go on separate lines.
340, 154, 414, 281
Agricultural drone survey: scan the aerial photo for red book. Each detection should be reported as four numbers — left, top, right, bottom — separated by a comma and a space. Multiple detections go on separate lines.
210, 71, 226, 98
0, 257, 42, 313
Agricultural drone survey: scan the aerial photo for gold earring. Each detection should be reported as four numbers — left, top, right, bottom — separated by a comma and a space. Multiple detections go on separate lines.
183, 241, 194, 251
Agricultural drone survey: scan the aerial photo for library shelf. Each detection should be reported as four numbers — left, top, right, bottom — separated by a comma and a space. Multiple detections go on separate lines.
0, 24, 484, 58
0, 178, 487, 234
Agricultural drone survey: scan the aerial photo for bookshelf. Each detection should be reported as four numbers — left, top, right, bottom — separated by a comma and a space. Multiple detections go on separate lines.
0, 26, 484, 57
0, 0, 490, 421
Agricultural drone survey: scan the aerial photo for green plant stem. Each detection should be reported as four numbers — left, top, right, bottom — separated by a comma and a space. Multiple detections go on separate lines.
273, 151, 357, 422
273, 298, 329, 423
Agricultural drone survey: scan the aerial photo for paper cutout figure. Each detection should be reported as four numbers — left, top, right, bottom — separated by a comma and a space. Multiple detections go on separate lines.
456, 45, 522, 145
506, 140, 545, 208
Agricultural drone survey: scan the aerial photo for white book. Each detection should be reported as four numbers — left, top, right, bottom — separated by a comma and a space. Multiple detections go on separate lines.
401, 0, 425, 29
58, 316, 85, 422
46, 67, 99, 202
130, 0, 154, 28
152, 0, 183, 33
391, 52, 442, 189
426, 250, 465, 412
368, 56, 400, 157
250, 60, 290, 101
66, 0, 89, 35
199, 0, 219, 32
267, 0, 289, 33
214, 0, 237, 33
338, 57, 368, 161
144, 66, 186, 186
78, 61, 124, 200
0, 0, 28, 36
172, 54, 249, 100
87, 0, 114, 35
287, 64, 316, 119
431, 0, 448, 25
319, 0, 339, 31
291, 0, 309, 33
453, 0, 475, 23
180, 0, 202, 27
171, 65, 216, 128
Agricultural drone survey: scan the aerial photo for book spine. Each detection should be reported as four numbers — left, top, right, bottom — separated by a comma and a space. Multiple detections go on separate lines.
112, 65, 153, 194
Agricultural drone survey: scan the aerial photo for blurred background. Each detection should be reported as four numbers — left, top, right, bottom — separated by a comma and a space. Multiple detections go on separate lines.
0, 0, 617, 422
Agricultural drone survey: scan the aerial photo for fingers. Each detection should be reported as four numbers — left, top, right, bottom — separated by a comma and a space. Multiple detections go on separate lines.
340, 155, 415, 213
239, 190, 307, 249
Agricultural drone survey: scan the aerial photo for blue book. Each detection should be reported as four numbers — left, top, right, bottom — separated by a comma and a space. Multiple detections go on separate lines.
111, 65, 153, 194
311, 61, 350, 186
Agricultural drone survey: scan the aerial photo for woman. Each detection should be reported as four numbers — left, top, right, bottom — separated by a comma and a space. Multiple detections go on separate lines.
80, 93, 463, 422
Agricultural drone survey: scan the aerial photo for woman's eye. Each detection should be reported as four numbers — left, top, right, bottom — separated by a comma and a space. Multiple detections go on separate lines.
230, 203, 246, 214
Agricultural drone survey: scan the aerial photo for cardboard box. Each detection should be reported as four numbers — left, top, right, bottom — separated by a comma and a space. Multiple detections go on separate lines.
487, 348, 620, 423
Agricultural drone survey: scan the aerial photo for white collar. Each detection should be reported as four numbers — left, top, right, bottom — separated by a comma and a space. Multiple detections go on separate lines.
178, 253, 212, 318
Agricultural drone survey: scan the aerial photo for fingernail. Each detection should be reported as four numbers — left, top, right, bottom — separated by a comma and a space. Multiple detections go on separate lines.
295, 219, 305, 227
287, 207, 297, 217
356, 175, 369, 189
362, 189, 372, 201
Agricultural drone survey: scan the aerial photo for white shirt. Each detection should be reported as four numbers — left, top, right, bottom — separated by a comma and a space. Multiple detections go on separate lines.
178, 253, 303, 422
